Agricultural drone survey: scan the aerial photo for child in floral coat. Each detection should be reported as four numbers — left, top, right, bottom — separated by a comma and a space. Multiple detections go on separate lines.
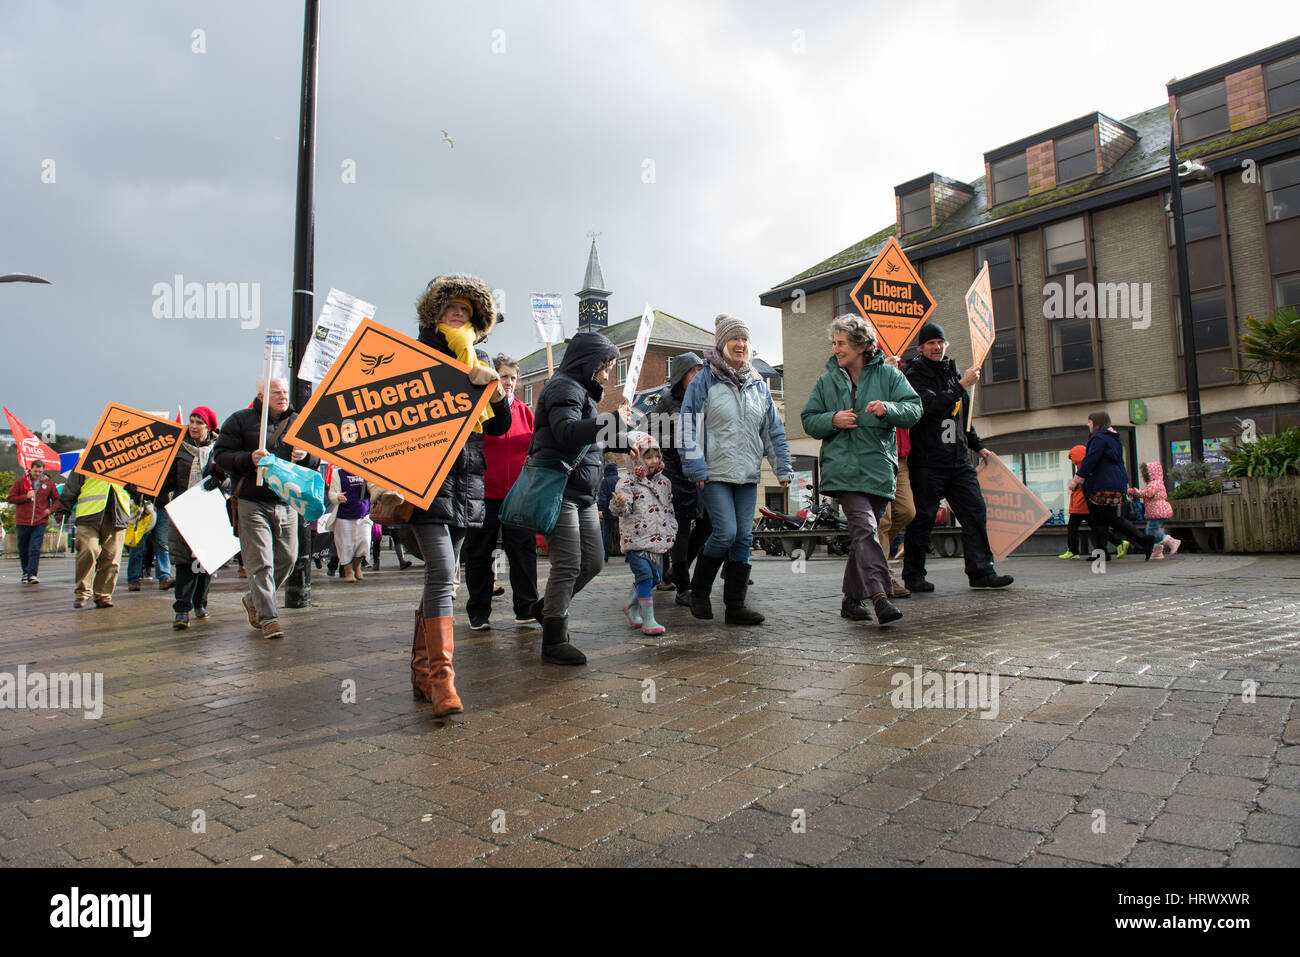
610, 432, 678, 635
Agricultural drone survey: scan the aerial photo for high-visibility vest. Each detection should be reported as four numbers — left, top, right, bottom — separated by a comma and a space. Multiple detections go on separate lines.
74, 477, 131, 521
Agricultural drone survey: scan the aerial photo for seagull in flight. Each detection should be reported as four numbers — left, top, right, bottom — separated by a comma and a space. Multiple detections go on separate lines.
441, 130, 454, 149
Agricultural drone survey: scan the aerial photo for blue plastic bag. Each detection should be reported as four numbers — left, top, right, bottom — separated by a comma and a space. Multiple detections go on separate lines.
259, 456, 327, 522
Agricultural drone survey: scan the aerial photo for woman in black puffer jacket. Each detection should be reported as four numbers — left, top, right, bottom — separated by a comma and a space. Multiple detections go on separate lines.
373, 273, 510, 717
527, 331, 622, 665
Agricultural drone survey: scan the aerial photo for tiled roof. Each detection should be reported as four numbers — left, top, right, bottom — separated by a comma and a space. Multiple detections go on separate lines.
761, 101, 1300, 303
516, 311, 715, 378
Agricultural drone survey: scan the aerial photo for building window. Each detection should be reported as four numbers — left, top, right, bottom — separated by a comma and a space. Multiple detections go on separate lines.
616, 358, 628, 384
1178, 82, 1229, 141
991, 153, 1028, 204
975, 238, 1021, 389
1044, 217, 1087, 275
1055, 129, 1096, 183
1266, 52, 1300, 116
1263, 155, 1300, 221
524, 384, 533, 405
976, 238, 1014, 288
1051, 318, 1094, 374
900, 187, 931, 235
1276, 272, 1300, 308
1169, 180, 1219, 242
834, 281, 856, 319
767, 374, 784, 399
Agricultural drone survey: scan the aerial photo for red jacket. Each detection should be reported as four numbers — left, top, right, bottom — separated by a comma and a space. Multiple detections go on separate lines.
1068, 445, 1088, 514
483, 399, 535, 500
7, 474, 61, 526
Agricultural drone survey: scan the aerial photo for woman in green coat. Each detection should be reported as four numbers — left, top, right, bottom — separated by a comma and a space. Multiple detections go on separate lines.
801, 315, 922, 626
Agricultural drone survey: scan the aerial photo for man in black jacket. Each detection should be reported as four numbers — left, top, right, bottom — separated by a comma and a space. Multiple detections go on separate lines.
212, 377, 321, 638
902, 323, 1012, 591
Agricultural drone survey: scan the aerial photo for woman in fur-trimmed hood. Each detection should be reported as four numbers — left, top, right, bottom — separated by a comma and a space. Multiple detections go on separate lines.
372, 272, 510, 718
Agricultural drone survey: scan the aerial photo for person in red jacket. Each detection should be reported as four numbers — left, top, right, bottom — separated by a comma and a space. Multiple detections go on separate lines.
463, 354, 540, 630
7, 460, 61, 584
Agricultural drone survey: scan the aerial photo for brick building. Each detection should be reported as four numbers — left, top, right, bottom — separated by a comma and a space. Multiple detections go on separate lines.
761, 36, 1300, 519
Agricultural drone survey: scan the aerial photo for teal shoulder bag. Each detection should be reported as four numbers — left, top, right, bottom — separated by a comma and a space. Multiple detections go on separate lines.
499, 444, 591, 535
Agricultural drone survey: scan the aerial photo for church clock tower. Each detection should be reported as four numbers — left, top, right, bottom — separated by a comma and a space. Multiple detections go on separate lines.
576, 236, 611, 331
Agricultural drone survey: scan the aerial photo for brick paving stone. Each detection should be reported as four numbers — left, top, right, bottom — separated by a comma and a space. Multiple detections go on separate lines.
534, 803, 645, 850
1191, 753, 1272, 779
761, 829, 854, 866
978, 788, 1076, 831
1227, 841, 1300, 867
1126, 841, 1229, 867
1162, 793, 1252, 822
1040, 740, 1125, 774
483, 837, 572, 868
857, 823, 948, 863
666, 781, 768, 823
1175, 772, 1262, 803
1145, 813, 1243, 851
1038, 813, 1142, 865
626, 811, 701, 846
662, 832, 756, 866
840, 782, 920, 813
403, 832, 497, 867
1243, 813, 1300, 847
945, 822, 1042, 863
922, 770, 1016, 808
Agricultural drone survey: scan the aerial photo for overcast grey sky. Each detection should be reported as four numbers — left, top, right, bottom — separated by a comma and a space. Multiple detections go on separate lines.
2, 0, 1295, 436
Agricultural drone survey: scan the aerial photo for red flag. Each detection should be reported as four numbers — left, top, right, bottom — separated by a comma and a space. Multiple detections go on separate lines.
3, 407, 61, 470
176, 405, 184, 424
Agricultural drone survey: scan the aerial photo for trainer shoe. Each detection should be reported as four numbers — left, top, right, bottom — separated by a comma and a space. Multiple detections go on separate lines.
261, 619, 283, 639
20, 573, 28, 584
241, 594, 261, 629
1164, 537, 1181, 556
194, 606, 210, 620
27, 575, 39, 585
173, 612, 189, 630
469, 617, 491, 631
128, 581, 141, 592
492, 585, 505, 597
1057, 550, 1079, 560
1116, 541, 1131, 558
512, 614, 539, 626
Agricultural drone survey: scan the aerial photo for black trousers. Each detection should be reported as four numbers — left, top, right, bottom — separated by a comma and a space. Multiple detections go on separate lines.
1085, 502, 1156, 560
671, 508, 712, 591
1066, 512, 1123, 554
172, 562, 212, 614
464, 497, 539, 621
904, 463, 996, 583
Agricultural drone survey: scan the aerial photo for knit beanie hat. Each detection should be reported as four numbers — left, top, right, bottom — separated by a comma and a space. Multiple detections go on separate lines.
626, 430, 662, 478
715, 313, 751, 350
917, 321, 946, 344
190, 406, 218, 432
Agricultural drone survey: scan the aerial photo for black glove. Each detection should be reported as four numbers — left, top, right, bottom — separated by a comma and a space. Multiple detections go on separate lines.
202, 475, 220, 492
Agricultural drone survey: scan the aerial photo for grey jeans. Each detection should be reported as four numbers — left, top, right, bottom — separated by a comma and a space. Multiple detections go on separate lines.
412, 523, 467, 618
838, 492, 891, 602
239, 499, 298, 624
544, 500, 603, 619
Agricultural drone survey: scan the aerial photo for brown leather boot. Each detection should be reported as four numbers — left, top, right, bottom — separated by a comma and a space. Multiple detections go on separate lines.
890, 573, 911, 599
411, 608, 431, 699
351, 557, 365, 581
422, 615, 464, 717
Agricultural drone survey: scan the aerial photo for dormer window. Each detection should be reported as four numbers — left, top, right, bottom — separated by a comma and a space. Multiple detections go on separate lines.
1055, 129, 1096, 184
1177, 82, 1229, 142
900, 188, 931, 235
1267, 52, 1300, 115
991, 153, 1028, 204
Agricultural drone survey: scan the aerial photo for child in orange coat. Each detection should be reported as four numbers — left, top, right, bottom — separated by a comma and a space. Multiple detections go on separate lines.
1059, 445, 1125, 559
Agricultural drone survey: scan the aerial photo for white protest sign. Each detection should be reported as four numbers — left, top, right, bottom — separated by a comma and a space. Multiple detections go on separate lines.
531, 293, 564, 345
299, 288, 375, 384
164, 484, 242, 575
622, 304, 656, 406
262, 328, 289, 383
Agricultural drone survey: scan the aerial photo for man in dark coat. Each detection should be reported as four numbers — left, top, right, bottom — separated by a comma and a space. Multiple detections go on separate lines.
212, 377, 321, 638
901, 322, 1012, 591
650, 351, 710, 606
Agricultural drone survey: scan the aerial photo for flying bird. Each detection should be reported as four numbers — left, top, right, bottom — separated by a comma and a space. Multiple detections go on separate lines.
360, 352, 394, 375
109, 418, 128, 431
440, 130, 454, 149
884, 259, 900, 274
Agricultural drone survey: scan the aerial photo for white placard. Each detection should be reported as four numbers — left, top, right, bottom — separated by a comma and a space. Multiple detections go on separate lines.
164, 484, 242, 575
531, 293, 564, 345
262, 328, 289, 383
622, 303, 656, 406
298, 288, 375, 384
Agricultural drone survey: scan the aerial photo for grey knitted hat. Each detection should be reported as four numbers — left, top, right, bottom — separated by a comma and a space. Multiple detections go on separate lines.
714, 313, 750, 350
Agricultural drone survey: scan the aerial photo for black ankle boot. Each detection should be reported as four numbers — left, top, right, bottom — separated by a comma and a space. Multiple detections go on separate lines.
722, 562, 764, 625
689, 554, 725, 620
541, 617, 586, 666
673, 561, 691, 606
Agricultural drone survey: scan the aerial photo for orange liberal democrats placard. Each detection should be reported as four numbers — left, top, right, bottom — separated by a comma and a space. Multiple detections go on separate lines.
76, 403, 186, 497
285, 318, 495, 510
966, 260, 996, 370
976, 452, 1052, 564
849, 236, 936, 358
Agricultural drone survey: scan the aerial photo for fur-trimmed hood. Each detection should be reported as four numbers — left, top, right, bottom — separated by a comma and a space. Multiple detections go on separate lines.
416, 273, 496, 342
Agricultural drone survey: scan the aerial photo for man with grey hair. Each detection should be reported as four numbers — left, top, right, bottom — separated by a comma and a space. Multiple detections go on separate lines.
213, 377, 320, 638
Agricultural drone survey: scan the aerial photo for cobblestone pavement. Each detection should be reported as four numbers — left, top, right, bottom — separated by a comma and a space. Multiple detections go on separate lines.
1, 549, 1297, 868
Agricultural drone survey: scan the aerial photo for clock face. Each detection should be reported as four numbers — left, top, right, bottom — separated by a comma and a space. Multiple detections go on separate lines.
581, 299, 608, 326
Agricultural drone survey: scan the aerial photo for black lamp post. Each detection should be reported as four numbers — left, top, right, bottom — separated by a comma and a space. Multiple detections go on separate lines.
1168, 110, 1212, 465
285, 0, 320, 609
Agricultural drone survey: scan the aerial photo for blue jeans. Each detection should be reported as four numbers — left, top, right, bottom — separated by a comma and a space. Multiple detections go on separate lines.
626, 549, 664, 599
1145, 519, 1166, 539
698, 481, 758, 563
17, 523, 45, 577
128, 510, 173, 582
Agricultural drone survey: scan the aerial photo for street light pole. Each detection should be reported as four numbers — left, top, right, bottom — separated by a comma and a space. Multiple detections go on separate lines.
1169, 111, 1205, 465
285, 0, 320, 608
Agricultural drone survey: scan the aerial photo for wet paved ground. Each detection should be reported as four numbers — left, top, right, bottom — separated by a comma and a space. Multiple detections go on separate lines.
1, 548, 1298, 867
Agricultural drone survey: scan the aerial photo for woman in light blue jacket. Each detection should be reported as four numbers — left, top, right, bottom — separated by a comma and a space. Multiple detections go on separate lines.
681, 314, 793, 625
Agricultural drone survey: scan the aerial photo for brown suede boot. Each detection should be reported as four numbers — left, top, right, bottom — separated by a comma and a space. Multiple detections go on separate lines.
351, 557, 365, 581
423, 615, 464, 717
411, 608, 431, 699
890, 573, 911, 599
